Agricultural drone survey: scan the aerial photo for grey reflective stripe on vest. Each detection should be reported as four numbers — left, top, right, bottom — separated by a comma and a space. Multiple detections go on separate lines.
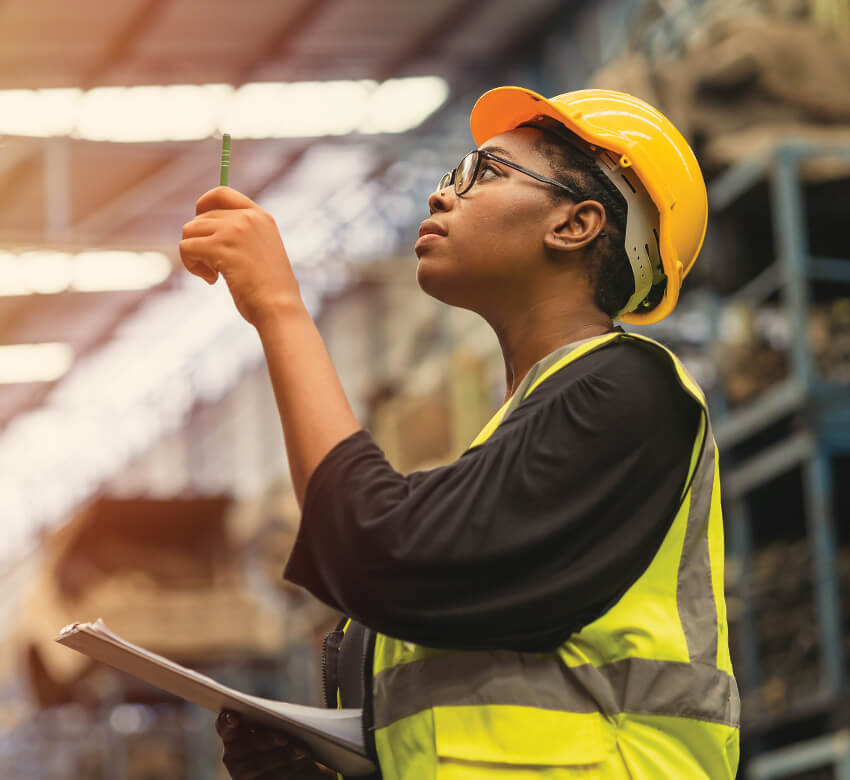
677, 422, 720, 666
373, 652, 740, 730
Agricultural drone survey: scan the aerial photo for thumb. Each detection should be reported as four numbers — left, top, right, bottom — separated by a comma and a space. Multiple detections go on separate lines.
196, 185, 256, 215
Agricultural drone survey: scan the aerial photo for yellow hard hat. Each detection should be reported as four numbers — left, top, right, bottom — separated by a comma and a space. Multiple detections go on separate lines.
469, 86, 708, 324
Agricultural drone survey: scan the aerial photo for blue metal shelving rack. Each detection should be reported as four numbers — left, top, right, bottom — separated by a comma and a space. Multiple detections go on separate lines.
748, 730, 850, 779
709, 142, 850, 776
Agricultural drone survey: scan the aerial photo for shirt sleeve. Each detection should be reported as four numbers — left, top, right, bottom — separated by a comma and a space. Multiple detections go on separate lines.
283, 340, 702, 652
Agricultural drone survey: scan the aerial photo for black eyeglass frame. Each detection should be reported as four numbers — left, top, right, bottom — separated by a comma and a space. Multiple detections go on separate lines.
439, 149, 584, 201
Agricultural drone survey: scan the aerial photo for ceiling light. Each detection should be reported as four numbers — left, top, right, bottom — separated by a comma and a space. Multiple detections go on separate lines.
76, 84, 230, 143
0, 250, 172, 295
0, 78, 450, 142
359, 77, 450, 134
72, 251, 172, 291
0, 88, 79, 136
229, 81, 372, 138
0, 343, 73, 384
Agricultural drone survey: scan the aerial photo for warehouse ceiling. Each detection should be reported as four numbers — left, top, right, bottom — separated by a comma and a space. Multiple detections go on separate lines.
0, 0, 578, 547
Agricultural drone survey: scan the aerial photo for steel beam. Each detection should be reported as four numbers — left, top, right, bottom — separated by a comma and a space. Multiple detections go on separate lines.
771, 146, 816, 390
726, 497, 761, 697
43, 137, 71, 243
71, 144, 216, 243
233, 0, 337, 85
0, 136, 39, 182
713, 378, 806, 451
709, 153, 770, 210
803, 445, 845, 694
82, 0, 171, 86
727, 263, 780, 305
749, 730, 850, 779
810, 256, 850, 283
374, 0, 492, 81
722, 429, 814, 498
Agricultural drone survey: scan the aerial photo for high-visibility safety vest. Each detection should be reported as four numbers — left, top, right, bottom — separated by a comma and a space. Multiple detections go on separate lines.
368, 332, 740, 779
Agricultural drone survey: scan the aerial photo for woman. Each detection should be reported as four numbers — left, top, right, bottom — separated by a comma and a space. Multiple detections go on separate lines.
180, 86, 739, 779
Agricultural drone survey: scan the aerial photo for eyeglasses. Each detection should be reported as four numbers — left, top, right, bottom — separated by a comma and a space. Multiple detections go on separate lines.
438, 149, 583, 200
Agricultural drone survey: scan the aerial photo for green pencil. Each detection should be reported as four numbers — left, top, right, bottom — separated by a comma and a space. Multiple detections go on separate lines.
219, 133, 231, 186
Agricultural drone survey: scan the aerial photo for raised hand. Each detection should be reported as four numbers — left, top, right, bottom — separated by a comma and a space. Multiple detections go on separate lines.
180, 186, 304, 327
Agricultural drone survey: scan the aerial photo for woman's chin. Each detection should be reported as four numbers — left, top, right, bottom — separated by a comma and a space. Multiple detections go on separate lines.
415, 259, 454, 303
415, 254, 486, 311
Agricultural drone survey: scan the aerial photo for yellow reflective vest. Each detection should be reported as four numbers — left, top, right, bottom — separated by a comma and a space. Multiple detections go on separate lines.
368, 332, 740, 779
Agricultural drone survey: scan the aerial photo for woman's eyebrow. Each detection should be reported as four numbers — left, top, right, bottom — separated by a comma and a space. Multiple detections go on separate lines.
481, 145, 514, 159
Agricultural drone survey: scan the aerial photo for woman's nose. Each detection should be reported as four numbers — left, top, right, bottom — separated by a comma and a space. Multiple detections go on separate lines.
428, 188, 453, 215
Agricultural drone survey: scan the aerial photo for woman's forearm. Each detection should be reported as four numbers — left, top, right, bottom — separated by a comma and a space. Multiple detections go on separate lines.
254, 301, 361, 509
178, 187, 362, 508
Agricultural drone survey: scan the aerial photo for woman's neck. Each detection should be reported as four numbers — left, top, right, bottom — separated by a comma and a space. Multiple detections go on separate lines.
496, 309, 612, 402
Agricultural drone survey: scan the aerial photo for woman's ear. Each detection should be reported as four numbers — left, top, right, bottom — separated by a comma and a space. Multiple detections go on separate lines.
544, 200, 607, 253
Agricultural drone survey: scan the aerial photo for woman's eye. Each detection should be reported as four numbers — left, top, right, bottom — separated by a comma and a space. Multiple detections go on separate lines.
478, 164, 497, 180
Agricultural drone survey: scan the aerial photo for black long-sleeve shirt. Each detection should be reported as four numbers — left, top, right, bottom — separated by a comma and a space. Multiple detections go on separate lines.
284, 336, 701, 652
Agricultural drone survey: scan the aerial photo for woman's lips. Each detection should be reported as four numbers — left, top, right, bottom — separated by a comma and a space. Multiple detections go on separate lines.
415, 220, 447, 253
414, 232, 445, 252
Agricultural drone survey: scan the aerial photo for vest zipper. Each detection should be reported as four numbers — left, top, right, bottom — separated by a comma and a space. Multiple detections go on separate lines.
320, 630, 332, 709
361, 628, 379, 764
320, 617, 348, 710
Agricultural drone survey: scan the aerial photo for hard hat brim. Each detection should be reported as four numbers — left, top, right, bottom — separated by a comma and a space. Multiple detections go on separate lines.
471, 86, 596, 150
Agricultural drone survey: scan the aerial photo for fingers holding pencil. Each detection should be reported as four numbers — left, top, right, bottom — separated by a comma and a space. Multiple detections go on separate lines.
179, 135, 304, 325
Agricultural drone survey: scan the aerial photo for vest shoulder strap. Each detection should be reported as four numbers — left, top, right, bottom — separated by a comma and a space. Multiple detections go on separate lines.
470, 330, 706, 450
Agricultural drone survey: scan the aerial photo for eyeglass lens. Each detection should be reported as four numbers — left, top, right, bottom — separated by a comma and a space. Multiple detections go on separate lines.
455, 151, 479, 195
438, 151, 480, 195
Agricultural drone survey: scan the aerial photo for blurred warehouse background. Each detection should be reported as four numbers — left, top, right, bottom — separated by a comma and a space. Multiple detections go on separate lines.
0, 0, 849, 777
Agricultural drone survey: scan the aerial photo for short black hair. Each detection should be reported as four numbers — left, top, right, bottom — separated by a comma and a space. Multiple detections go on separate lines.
526, 124, 635, 318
